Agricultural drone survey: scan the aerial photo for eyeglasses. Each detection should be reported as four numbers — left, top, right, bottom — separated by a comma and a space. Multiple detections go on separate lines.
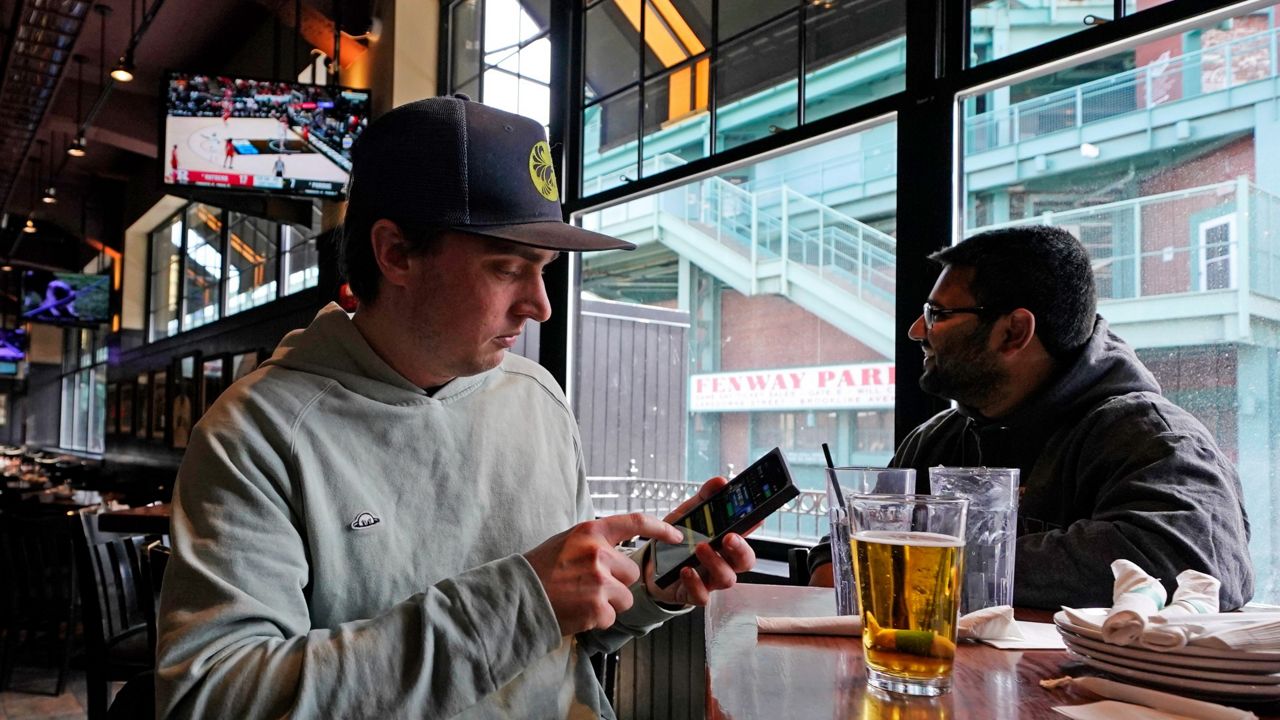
921, 303, 996, 329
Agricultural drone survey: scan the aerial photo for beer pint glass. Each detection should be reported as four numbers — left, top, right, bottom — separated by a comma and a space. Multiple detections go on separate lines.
847, 494, 968, 696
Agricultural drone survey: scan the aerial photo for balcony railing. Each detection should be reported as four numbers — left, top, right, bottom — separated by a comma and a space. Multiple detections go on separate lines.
971, 177, 1280, 303
589, 476, 831, 544
966, 25, 1280, 153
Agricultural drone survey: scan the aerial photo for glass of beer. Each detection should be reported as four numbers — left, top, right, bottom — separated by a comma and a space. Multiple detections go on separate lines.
847, 493, 967, 696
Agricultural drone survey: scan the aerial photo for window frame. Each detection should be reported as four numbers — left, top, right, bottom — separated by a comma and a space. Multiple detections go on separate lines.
543, 0, 1270, 437
143, 199, 321, 343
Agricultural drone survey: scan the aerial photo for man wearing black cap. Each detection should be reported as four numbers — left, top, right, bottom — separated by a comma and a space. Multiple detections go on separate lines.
155, 96, 755, 720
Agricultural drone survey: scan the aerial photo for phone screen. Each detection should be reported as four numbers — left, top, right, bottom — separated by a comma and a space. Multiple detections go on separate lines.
652, 452, 789, 581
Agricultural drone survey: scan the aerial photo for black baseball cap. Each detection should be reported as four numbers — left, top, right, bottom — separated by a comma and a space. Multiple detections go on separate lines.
345, 94, 634, 252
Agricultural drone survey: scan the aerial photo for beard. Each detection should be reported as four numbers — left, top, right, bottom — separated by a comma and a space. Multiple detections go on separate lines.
918, 324, 1008, 409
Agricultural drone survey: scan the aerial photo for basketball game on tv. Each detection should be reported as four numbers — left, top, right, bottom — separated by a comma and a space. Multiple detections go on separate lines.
163, 73, 369, 198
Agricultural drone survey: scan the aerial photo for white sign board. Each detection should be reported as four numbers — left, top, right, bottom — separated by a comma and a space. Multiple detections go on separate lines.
689, 362, 895, 412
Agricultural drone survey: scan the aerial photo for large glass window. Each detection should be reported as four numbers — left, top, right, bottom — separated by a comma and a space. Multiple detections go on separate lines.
580, 0, 905, 195
961, 3, 1280, 601
447, 0, 551, 127
574, 119, 897, 541
146, 200, 323, 341
182, 203, 224, 331
149, 214, 182, 341
282, 202, 322, 296
225, 212, 279, 316
58, 327, 106, 454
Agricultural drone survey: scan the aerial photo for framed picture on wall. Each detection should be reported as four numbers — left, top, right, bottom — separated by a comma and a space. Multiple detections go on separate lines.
202, 355, 227, 416
119, 381, 134, 435
135, 373, 150, 439
106, 383, 118, 435
151, 369, 167, 441
172, 353, 198, 449
231, 349, 261, 382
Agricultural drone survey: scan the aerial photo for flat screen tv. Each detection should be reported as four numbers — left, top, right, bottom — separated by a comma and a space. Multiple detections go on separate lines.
162, 72, 370, 198
0, 327, 27, 362
21, 271, 111, 326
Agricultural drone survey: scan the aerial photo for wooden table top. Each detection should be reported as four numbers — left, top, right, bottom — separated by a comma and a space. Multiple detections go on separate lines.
97, 502, 171, 535
705, 583, 1280, 719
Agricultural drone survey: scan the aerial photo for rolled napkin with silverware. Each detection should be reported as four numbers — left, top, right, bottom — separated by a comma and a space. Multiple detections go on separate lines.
1138, 570, 1221, 651
1102, 559, 1168, 646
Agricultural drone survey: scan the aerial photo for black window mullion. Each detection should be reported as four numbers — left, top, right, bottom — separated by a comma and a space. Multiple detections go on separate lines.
894, 0, 954, 446
545, 0, 577, 390
178, 203, 189, 334
635, 0, 645, 181
477, 0, 486, 101
143, 219, 155, 342
219, 209, 229, 319
276, 221, 287, 298
796, 4, 806, 126
708, 0, 718, 154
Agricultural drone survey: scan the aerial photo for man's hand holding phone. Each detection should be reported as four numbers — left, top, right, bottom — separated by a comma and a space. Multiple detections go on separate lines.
644, 476, 758, 607
524, 513, 683, 636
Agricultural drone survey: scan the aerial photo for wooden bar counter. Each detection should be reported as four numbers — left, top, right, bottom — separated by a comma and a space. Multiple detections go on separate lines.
705, 584, 1280, 719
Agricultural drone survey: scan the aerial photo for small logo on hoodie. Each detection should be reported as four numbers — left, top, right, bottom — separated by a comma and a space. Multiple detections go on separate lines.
350, 512, 381, 530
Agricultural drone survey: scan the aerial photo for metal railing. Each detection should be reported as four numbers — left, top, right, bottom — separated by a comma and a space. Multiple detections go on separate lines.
584, 153, 898, 308
966, 25, 1280, 153
589, 476, 832, 544
969, 178, 1280, 303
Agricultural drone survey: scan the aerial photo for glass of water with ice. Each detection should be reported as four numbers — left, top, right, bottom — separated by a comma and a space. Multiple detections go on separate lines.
928, 467, 1019, 613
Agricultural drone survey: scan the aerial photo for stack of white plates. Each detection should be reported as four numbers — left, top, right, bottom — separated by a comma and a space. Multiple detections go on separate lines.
1053, 608, 1280, 702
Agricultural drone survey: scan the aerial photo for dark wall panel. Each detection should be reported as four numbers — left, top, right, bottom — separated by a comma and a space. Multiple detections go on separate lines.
576, 300, 689, 480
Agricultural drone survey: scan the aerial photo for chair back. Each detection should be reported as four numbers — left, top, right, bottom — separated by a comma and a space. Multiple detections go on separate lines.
73, 509, 151, 664
0, 509, 79, 694
0, 509, 78, 627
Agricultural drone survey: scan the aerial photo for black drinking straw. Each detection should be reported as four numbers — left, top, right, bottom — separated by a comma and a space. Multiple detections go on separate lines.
822, 442, 846, 510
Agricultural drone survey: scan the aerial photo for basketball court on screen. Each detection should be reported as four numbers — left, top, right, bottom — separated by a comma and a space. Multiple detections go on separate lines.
165, 115, 348, 184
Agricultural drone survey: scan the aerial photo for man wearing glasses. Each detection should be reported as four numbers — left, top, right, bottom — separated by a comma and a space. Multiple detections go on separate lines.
811, 225, 1253, 610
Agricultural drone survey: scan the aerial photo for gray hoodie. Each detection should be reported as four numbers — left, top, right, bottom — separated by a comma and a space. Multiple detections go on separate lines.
155, 304, 685, 719
813, 317, 1254, 610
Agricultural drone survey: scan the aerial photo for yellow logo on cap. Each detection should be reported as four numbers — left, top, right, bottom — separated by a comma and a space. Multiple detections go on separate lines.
529, 140, 559, 202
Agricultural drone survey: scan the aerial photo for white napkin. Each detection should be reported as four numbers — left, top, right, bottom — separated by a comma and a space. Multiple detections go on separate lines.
1138, 571, 1221, 651
1053, 700, 1198, 720
1051, 677, 1258, 720
1103, 560, 1168, 646
755, 615, 861, 636
756, 605, 1065, 649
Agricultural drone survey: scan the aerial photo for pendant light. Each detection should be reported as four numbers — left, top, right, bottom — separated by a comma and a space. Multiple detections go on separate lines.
110, 0, 135, 82
67, 53, 89, 157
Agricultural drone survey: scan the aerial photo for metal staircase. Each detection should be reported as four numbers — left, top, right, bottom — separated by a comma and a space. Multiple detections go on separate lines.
591, 161, 897, 356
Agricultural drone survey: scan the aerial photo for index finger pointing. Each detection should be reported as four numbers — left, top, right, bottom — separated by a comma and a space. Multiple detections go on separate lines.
596, 512, 682, 545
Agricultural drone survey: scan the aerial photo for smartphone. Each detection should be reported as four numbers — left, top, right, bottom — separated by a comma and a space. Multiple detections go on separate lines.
650, 447, 799, 588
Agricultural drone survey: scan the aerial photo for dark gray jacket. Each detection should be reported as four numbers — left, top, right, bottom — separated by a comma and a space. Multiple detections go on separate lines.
813, 317, 1254, 610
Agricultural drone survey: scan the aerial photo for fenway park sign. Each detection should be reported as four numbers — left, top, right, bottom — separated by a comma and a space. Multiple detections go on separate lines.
689, 363, 895, 412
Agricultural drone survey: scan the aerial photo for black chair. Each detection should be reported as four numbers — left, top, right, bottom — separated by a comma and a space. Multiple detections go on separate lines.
787, 547, 811, 586
73, 509, 154, 719
142, 541, 171, 655
0, 509, 79, 695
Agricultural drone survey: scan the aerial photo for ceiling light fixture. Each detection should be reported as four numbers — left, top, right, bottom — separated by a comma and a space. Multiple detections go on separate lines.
110, 0, 136, 82
22, 218, 36, 234
67, 54, 88, 157
110, 51, 135, 83
38, 136, 57, 204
